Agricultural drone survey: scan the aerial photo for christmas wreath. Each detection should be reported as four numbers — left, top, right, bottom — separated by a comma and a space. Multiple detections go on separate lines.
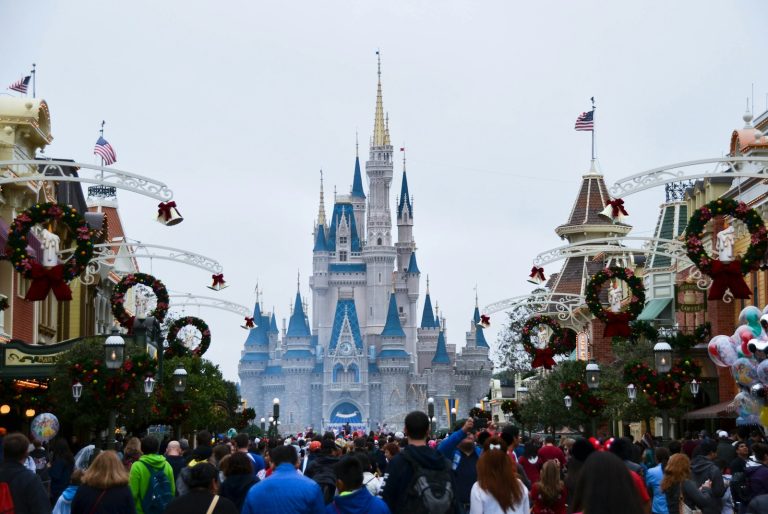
6, 203, 93, 301
165, 316, 211, 358
685, 198, 767, 300
111, 273, 170, 331
70, 353, 156, 406
585, 267, 645, 338
561, 380, 606, 417
521, 315, 576, 369
623, 358, 701, 409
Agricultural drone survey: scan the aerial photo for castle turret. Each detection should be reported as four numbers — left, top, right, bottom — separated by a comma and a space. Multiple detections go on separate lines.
350, 146, 366, 244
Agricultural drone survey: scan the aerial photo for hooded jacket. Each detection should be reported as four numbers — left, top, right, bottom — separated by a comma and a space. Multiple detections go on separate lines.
128, 454, 176, 514
690, 455, 725, 514
745, 463, 768, 498
52, 484, 79, 514
325, 487, 390, 514
380, 444, 455, 514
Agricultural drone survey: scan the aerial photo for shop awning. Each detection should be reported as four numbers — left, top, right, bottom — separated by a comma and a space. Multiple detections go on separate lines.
637, 298, 672, 321
682, 401, 736, 420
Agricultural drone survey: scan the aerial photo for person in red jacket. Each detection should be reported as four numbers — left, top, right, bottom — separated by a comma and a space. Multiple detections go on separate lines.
537, 436, 566, 470
530, 460, 566, 514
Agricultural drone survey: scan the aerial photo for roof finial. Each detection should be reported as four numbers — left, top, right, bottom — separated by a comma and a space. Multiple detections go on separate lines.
318, 170, 326, 226
373, 50, 386, 146
426, 274, 430, 294
402, 145, 406, 171
744, 97, 754, 128
474, 284, 478, 309
355, 131, 359, 158
297, 269, 301, 292
254, 279, 260, 304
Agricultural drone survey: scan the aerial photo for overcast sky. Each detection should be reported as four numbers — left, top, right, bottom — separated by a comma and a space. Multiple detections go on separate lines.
3, 1, 768, 382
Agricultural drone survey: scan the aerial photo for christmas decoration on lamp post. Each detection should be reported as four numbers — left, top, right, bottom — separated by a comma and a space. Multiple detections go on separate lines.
685, 198, 767, 300
585, 267, 645, 338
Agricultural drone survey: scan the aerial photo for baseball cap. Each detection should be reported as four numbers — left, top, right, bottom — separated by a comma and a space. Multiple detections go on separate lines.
717, 430, 729, 439
309, 440, 322, 452
395, 431, 405, 439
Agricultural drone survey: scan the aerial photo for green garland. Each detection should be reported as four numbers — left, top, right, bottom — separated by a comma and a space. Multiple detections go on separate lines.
111, 273, 170, 329
585, 267, 645, 322
623, 358, 701, 409
70, 353, 157, 407
685, 198, 767, 275
561, 380, 606, 417
6, 203, 93, 280
626, 321, 711, 351
165, 316, 211, 358
520, 315, 575, 357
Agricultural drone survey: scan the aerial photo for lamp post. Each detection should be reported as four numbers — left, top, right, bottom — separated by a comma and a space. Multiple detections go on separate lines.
260, 417, 266, 433
272, 398, 280, 437
690, 379, 700, 397
450, 407, 457, 430
653, 340, 674, 441
627, 384, 637, 402
104, 329, 125, 450
585, 361, 600, 436
71, 381, 83, 402
427, 397, 435, 435
564, 395, 572, 410
171, 365, 188, 439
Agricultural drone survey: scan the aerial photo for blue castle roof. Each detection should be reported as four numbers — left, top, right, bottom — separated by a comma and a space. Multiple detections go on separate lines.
407, 252, 420, 274
381, 293, 406, 338
270, 313, 279, 334
327, 202, 362, 252
378, 349, 409, 359
397, 170, 412, 218
313, 224, 328, 252
421, 293, 436, 328
244, 302, 269, 346
283, 349, 314, 360
351, 156, 366, 198
432, 330, 451, 365
328, 299, 364, 352
240, 352, 270, 362
473, 306, 489, 348
264, 365, 283, 375
287, 292, 311, 338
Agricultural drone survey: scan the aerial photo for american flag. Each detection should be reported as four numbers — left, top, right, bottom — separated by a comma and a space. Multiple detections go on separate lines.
574, 110, 594, 131
93, 136, 117, 165
8, 76, 30, 94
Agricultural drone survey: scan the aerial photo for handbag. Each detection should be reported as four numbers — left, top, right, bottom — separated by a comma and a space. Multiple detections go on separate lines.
679, 489, 702, 514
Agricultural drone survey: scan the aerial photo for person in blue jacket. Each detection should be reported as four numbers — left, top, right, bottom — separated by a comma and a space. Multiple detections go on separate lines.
242, 445, 325, 514
325, 455, 390, 514
438, 418, 480, 513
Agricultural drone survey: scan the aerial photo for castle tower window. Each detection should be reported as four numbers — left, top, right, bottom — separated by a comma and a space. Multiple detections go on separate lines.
377, 238, 382, 245
339, 236, 347, 245
339, 251, 348, 262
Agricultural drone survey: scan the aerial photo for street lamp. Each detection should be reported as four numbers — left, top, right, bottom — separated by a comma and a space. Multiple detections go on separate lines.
586, 361, 601, 389
627, 384, 637, 402
143, 376, 155, 397
272, 398, 280, 437
690, 379, 700, 397
104, 328, 125, 369
72, 381, 83, 402
654, 341, 673, 374
427, 397, 435, 434
260, 417, 266, 433
173, 365, 188, 393
450, 407, 457, 429
564, 395, 572, 410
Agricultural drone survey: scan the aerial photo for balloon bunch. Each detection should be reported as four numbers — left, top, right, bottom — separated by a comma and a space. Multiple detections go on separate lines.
707, 306, 768, 426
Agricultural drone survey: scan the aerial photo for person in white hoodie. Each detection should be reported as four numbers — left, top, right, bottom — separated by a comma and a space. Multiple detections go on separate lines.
52, 469, 83, 514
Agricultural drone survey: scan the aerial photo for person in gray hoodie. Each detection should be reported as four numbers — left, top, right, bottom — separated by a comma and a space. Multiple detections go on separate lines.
690, 440, 726, 514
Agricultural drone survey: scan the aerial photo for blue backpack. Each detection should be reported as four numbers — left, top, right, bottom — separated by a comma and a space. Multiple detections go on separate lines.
139, 461, 173, 514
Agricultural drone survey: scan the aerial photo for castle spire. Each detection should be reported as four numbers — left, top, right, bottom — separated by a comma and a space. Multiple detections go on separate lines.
318, 170, 326, 226
373, 51, 386, 146
432, 330, 450, 365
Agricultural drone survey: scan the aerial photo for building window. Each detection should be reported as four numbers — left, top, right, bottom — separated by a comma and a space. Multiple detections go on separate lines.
17, 277, 29, 299
377, 238, 382, 245
399, 306, 403, 313
378, 273, 382, 284
339, 236, 347, 245
339, 251, 348, 262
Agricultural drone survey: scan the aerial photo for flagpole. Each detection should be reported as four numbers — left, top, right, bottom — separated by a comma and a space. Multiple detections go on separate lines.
31, 63, 36, 98
591, 97, 596, 161
99, 120, 105, 177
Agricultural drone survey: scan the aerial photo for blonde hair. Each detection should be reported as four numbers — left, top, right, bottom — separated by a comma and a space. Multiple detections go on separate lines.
82, 450, 129, 489
124, 437, 142, 456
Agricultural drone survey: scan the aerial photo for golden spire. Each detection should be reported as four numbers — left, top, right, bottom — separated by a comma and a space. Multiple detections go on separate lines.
384, 112, 391, 145
318, 169, 326, 226
373, 50, 386, 146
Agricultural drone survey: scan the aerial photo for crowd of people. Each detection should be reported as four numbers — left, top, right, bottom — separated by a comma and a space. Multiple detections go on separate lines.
2, 415, 768, 513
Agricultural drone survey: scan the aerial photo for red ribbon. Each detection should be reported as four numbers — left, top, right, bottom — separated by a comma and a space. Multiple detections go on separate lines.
529, 266, 546, 281
605, 199, 629, 218
211, 274, 225, 286
157, 201, 177, 221
708, 259, 751, 300
25, 263, 72, 302
603, 312, 633, 338
244, 317, 255, 328
531, 347, 556, 369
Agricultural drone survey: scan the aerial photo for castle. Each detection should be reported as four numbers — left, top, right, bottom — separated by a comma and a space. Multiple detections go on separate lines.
238, 60, 492, 433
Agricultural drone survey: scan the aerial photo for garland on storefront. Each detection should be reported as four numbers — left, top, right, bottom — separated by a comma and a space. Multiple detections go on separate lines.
685, 198, 767, 300
165, 316, 211, 358
69, 353, 157, 406
6, 203, 93, 301
585, 267, 645, 338
623, 358, 701, 409
111, 273, 170, 331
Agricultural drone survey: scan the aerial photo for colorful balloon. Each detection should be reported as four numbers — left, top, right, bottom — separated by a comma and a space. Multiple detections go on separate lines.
732, 358, 758, 388
710, 335, 739, 367
30, 413, 59, 443
739, 306, 764, 337
758, 360, 768, 386
761, 406, 768, 427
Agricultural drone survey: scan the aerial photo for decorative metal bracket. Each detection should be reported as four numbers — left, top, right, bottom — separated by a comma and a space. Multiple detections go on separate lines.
0, 159, 173, 201
168, 293, 250, 317
533, 236, 692, 268
483, 292, 589, 325
609, 156, 768, 198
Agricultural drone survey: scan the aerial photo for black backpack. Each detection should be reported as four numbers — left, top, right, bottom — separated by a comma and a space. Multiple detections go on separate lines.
311, 465, 337, 505
400, 451, 454, 514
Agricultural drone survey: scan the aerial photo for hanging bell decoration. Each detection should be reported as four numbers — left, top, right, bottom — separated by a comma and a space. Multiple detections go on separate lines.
156, 201, 184, 226
477, 314, 490, 329
241, 316, 256, 330
527, 266, 546, 285
208, 273, 228, 291
599, 198, 628, 223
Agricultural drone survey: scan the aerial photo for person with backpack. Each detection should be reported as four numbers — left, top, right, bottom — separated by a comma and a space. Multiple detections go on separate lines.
163, 463, 238, 514
380, 411, 456, 514
242, 445, 324, 514
305, 438, 342, 504
469, 437, 528, 514
233, 433, 264, 477
325, 454, 390, 514
71, 450, 135, 514
128, 436, 174, 514
438, 417, 481, 513
0, 432, 50, 514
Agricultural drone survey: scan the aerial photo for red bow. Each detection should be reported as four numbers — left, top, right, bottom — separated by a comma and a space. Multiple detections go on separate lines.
605, 199, 628, 218
529, 266, 546, 281
588, 437, 614, 451
211, 274, 225, 286
603, 312, 633, 338
708, 259, 751, 300
532, 347, 556, 369
244, 317, 255, 328
25, 263, 72, 302
478, 314, 490, 328
157, 201, 177, 221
